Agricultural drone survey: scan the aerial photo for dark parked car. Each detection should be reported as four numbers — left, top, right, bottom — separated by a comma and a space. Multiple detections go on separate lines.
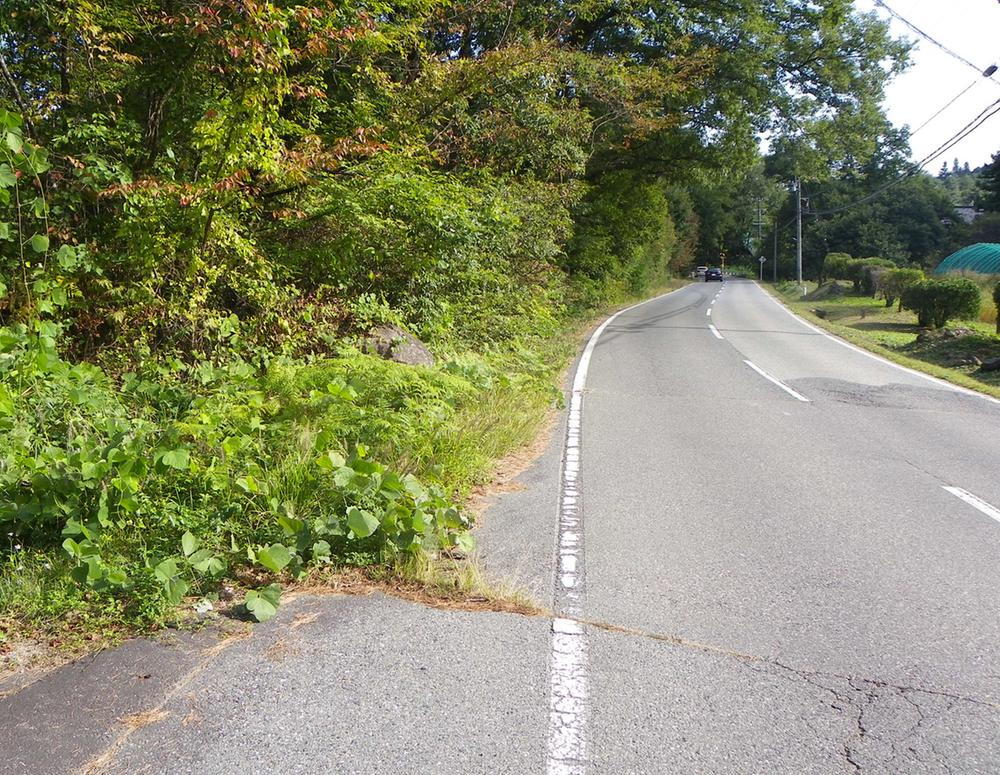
704, 268, 723, 282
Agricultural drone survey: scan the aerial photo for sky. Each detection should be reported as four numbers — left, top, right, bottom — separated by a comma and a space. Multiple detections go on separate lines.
854, 0, 1000, 170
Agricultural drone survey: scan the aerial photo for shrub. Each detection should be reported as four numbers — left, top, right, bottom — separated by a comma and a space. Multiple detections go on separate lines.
0, 324, 477, 624
565, 171, 678, 304
825, 254, 896, 294
878, 268, 924, 310
856, 258, 897, 296
901, 277, 982, 328
994, 281, 1000, 334
821, 253, 853, 284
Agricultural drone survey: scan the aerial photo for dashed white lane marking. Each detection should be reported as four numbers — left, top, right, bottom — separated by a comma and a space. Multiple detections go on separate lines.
744, 360, 811, 402
709, 324, 723, 340
546, 283, 690, 775
942, 487, 1000, 524
706, 308, 712, 317
754, 282, 1000, 406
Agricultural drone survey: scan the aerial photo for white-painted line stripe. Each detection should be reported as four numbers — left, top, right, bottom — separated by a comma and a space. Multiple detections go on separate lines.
709, 324, 723, 340
754, 282, 1000, 406
942, 487, 1000, 524
546, 282, 691, 775
744, 360, 811, 402
706, 308, 712, 317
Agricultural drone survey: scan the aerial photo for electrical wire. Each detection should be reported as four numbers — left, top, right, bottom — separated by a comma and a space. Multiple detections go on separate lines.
872, 0, 994, 79
800, 95, 1000, 217
909, 78, 981, 137
916, 97, 1000, 165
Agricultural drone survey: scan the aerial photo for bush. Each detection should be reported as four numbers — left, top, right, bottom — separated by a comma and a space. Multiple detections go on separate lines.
565, 171, 678, 305
878, 268, 924, 310
824, 254, 896, 294
0, 323, 481, 624
821, 253, 853, 284
856, 258, 897, 296
994, 282, 1000, 334
901, 277, 982, 328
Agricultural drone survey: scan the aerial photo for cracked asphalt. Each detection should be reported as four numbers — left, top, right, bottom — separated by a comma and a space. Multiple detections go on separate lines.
3, 279, 999, 774
577, 279, 1000, 772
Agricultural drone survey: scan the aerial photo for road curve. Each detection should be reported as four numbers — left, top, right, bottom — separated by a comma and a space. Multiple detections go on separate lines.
575, 278, 1000, 773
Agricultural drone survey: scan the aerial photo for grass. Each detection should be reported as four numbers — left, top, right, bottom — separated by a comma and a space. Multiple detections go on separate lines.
0, 277, 690, 669
766, 280, 1000, 399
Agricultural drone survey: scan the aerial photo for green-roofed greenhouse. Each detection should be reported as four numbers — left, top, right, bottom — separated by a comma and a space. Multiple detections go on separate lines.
934, 243, 1000, 275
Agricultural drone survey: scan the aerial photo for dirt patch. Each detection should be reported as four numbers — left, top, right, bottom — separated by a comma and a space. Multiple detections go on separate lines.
805, 282, 847, 300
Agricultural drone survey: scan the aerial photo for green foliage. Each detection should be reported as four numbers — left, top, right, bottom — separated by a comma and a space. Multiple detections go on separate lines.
0, 322, 482, 625
979, 152, 1000, 212
879, 268, 924, 310
0, 0, 915, 634
857, 258, 897, 296
994, 282, 1000, 334
822, 253, 854, 284
824, 254, 895, 293
901, 278, 982, 329
566, 172, 678, 307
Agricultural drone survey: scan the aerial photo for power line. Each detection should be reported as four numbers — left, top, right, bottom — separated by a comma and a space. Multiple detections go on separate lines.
802, 94, 1000, 217
872, 0, 997, 81
910, 78, 981, 137
917, 97, 1000, 167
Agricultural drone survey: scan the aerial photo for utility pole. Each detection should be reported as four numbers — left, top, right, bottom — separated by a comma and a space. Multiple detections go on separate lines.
753, 198, 764, 249
773, 221, 778, 282
795, 178, 804, 291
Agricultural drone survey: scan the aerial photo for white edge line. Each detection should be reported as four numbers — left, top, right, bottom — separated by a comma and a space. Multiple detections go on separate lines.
547, 282, 693, 775
744, 359, 811, 402
754, 282, 1000, 406
942, 486, 1000, 524
709, 324, 723, 340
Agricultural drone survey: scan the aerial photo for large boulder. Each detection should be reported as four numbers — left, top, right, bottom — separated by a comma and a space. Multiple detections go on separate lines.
364, 324, 435, 367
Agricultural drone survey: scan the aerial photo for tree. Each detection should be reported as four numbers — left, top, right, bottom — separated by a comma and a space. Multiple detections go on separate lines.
979, 151, 1000, 212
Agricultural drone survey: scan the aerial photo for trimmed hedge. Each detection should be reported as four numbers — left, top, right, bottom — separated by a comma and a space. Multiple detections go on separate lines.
902, 277, 981, 328
878, 268, 924, 310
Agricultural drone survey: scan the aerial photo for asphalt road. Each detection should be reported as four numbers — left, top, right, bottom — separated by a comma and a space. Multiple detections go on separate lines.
4, 278, 999, 774
577, 279, 1000, 773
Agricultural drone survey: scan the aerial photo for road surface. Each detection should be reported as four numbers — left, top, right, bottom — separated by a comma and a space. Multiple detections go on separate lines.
4, 278, 999, 774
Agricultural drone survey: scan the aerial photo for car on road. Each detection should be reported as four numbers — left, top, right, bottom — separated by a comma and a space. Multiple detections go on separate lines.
694, 266, 708, 278
704, 267, 723, 282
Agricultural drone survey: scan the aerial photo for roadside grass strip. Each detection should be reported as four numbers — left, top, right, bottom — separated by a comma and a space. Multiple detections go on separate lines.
756, 282, 1000, 406
942, 487, 1000, 525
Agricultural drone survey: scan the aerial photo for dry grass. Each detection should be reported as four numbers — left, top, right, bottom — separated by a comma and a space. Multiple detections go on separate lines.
295, 555, 543, 617
120, 708, 170, 731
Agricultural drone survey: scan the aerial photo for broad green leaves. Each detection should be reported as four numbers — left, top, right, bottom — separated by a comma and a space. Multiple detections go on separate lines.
255, 543, 291, 573
347, 507, 379, 539
245, 584, 282, 622
159, 447, 191, 470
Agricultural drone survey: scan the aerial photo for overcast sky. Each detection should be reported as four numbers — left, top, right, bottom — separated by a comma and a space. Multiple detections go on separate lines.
854, 0, 1000, 170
